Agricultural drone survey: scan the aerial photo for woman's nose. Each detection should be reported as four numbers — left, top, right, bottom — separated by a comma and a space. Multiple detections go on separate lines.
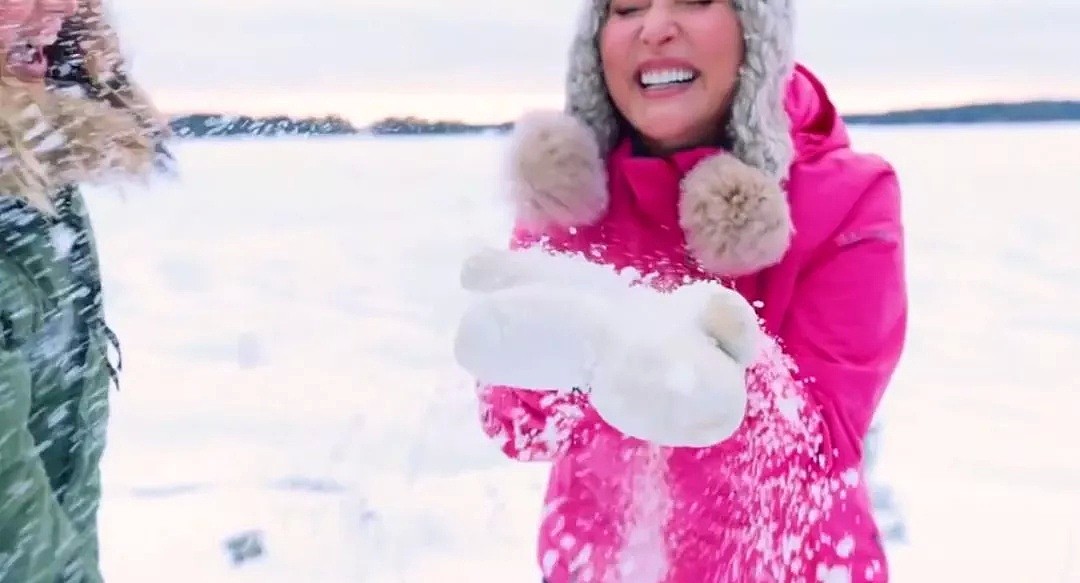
38, 0, 77, 17
639, 6, 678, 48
0, 0, 35, 25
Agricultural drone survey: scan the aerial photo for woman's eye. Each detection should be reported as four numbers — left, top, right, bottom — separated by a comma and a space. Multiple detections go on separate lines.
610, 2, 647, 16
611, 0, 713, 17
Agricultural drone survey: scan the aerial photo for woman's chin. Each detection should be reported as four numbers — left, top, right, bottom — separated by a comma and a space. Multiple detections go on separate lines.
3, 65, 46, 84
625, 101, 723, 154
636, 122, 719, 154
3, 45, 48, 84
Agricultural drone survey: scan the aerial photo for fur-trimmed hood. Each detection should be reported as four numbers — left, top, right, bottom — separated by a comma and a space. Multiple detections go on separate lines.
1, 0, 167, 213
503, 0, 800, 276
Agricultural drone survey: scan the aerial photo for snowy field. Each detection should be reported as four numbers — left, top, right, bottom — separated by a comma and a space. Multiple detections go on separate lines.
83, 123, 1080, 582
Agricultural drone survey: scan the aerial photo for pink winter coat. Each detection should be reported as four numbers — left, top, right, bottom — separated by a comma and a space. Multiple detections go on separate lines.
478, 64, 907, 582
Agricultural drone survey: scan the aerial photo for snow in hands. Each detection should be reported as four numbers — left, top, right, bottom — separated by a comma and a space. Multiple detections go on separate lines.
454, 246, 763, 448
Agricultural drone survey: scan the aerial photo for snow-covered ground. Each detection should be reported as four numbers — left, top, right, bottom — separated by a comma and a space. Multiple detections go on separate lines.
84, 124, 1080, 582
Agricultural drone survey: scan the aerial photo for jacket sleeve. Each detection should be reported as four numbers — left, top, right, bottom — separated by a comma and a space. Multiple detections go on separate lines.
780, 169, 908, 469
477, 384, 601, 461
0, 276, 78, 582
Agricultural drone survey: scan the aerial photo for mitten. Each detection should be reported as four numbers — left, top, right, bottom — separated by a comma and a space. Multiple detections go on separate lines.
454, 247, 762, 447
588, 282, 760, 448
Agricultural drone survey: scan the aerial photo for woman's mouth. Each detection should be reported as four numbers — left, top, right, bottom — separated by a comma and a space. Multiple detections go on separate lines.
8, 42, 45, 65
636, 60, 701, 98
4, 42, 47, 81
639, 68, 699, 89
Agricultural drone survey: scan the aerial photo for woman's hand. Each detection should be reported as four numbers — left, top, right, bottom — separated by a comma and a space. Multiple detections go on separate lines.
454, 246, 760, 447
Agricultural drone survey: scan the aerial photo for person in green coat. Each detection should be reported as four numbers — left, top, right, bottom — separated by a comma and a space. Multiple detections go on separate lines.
1, 1, 171, 580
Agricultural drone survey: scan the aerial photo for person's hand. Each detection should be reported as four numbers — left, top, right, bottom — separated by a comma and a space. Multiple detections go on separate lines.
454, 247, 761, 448
455, 246, 624, 391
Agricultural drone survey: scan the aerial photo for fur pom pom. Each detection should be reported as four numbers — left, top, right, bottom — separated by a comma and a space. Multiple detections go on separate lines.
679, 153, 793, 276
503, 110, 608, 229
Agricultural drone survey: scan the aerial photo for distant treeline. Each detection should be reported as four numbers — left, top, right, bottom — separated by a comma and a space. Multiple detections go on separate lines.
168, 113, 360, 138
366, 116, 514, 135
168, 101, 1080, 139
842, 100, 1080, 125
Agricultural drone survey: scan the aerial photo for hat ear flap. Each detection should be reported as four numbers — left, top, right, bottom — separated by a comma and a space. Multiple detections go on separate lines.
726, 0, 796, 182
503, 110, 609, 230
565, 0, 620, 157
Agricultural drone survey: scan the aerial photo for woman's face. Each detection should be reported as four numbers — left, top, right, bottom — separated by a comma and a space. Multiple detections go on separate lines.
600, 0, 745, 154
1, 0, 77, 83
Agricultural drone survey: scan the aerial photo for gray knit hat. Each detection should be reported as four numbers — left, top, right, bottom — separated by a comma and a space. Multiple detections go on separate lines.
505, 0, 797, 276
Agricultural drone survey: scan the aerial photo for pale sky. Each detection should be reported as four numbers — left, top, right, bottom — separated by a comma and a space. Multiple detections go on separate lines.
110, 0, 1080, 124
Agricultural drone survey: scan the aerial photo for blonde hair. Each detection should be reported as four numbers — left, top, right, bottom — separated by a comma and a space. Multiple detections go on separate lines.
0, 0, 166, 212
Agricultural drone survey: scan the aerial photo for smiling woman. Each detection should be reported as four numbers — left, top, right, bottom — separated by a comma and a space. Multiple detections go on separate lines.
462, 0, 910, 581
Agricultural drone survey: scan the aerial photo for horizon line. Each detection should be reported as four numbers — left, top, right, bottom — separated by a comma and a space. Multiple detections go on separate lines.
164, 97, 1080, 125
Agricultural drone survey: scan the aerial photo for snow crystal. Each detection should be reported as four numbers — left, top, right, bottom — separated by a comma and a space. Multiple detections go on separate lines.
817, 563, 853, 583
776, 393, 805, 423
541, 549, 558, 575
864, 561, 881, 581
835, 534, 855, 559
49, 223, 76, 259
614, 447, 671, 583
841, 468, 861, 488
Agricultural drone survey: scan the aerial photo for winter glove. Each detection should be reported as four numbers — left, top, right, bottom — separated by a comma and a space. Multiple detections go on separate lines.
454, 246, 761, 448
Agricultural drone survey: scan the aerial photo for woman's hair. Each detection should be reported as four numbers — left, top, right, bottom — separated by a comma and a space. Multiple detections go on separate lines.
0, 3, 175, 210
43, 3, 173, 168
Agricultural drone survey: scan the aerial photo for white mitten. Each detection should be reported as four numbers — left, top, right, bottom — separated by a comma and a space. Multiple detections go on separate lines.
454, 282, 614, 391
453, 247, 762, 447
588, 284, 761, 448
456, 246, 632, 390
459, 245, 638, 295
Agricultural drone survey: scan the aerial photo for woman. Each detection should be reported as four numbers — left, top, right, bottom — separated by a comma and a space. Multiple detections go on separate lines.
0, 0, 169, 580
472, 0, 907, 581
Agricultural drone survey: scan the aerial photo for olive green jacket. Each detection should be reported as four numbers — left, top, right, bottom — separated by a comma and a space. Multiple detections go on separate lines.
0, 187, 119, 583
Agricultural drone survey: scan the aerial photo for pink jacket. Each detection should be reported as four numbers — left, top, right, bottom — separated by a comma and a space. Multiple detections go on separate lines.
478, 65, 907, 582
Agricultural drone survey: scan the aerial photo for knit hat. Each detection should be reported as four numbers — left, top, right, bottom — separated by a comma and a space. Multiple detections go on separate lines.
505, 0, 797, 276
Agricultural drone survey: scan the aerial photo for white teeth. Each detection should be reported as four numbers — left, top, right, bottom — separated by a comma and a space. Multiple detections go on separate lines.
640, 68, 697, 87
7, 45, 34, 64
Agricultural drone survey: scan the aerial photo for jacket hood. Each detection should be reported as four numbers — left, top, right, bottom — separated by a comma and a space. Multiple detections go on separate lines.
503, 62, 848, 277
564, 0, 796, 182
1, 0, 167, 213
785, 64, 850, 163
